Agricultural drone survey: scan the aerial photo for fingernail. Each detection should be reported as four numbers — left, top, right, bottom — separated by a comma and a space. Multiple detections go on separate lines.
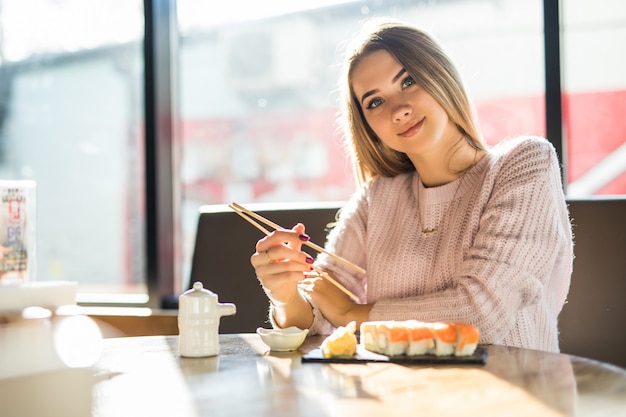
309, 266, 314, 271
299, 234, 310, 241
306, 255, 314, 264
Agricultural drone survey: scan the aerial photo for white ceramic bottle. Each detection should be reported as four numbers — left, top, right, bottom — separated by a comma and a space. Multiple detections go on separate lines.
178, 281, 236, 357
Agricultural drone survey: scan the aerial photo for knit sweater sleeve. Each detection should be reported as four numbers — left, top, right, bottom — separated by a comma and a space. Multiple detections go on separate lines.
369, 138, 572, 345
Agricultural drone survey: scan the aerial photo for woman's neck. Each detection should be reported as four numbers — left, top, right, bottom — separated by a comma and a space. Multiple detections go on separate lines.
411, 138, 485, 188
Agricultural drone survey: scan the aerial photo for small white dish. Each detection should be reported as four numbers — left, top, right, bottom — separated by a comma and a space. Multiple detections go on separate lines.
256, 326, 309, 352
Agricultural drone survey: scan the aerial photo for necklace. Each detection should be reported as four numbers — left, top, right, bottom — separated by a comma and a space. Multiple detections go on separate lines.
417, 153, 479, 234
417, 173, 467, 234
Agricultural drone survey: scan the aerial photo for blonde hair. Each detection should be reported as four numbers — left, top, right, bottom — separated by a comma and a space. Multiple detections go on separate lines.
338, 19, 487, 185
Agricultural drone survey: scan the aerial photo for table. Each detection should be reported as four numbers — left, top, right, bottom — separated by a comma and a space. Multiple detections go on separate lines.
1, 334, 625, 417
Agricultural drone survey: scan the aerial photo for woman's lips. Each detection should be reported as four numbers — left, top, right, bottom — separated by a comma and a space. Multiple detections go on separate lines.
398, 117, 424, 138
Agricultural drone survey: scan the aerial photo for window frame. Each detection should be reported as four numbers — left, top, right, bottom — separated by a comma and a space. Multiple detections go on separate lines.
144, 0, 180, 308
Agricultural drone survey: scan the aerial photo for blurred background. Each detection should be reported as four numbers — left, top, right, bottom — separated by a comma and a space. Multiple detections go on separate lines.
0, 0, 623, 306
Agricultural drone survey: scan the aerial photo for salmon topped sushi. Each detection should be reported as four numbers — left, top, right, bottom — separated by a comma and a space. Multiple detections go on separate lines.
360, 321, 409, 355
452, 322, 480, 356
381, 321, 410, 356
406, 320, 435, 356
358, 320, 480, 357
359, 321, 383, 353
428, 322, 457, 356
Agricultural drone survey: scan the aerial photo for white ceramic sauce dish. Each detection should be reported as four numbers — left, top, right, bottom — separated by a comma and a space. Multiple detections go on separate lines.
256, 327, 309, 351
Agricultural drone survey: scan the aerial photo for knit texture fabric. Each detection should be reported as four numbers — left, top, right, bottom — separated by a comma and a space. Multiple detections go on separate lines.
310, 136, 573, 353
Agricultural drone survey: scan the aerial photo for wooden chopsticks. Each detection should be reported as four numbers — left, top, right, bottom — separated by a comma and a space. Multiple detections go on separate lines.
228, 202, 363, 302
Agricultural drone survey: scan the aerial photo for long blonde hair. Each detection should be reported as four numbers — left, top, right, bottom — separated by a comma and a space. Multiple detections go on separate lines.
338, 19, 487, 185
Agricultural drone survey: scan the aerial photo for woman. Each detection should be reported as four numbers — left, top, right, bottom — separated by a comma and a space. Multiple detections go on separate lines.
250, 19, 572, 352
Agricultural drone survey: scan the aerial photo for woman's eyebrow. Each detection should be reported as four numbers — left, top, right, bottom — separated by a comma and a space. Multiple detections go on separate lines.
392, 68, 406, 84
359, 68, 408, 105
360, 89, 378, 105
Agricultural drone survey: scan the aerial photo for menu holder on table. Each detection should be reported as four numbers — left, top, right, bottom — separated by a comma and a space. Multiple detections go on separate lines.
0, 180, 36, 284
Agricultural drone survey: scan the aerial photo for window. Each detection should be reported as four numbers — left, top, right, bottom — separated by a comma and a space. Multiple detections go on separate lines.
0, 0, 147, 302
562, 0, 626, 196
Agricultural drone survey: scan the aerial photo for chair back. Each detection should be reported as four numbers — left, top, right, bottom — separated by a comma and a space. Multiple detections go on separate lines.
558, 198, 626, 368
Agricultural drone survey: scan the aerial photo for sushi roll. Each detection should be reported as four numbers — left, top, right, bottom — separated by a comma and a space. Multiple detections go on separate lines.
358, 320, 479, 357
428, 322, 457, 356
359, 321, 382, 353
453, 322, 480, 356
406, 320, 435, 356
379, 321, 410, 356
359, 321, 409, 355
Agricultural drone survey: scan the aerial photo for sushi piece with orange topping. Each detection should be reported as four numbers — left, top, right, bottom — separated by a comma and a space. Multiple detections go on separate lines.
452, 321, 480, 356
379, 321, 411, 356
429, 322, 458, 356
359, 321, 408, 355
406, 320, 436, 355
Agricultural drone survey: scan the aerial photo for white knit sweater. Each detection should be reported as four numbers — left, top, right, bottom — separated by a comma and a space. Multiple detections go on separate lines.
310, 136, 573, 352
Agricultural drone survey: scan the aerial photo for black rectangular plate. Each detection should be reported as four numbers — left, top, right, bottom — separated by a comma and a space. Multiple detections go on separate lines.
302, 345, 488, 365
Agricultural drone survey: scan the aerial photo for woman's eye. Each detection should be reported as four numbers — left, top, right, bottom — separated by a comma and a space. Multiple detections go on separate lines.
366, 97, 384, 110
402, 76, 416, 89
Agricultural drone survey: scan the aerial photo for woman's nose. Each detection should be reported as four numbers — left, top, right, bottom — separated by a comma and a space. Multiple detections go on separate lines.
392, 103, 412, 122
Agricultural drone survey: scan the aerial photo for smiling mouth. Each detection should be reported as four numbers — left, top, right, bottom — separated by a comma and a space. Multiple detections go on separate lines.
398, 117, 424, 137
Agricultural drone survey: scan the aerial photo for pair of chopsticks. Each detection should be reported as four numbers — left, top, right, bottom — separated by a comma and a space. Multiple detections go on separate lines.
228, 202, 363, 302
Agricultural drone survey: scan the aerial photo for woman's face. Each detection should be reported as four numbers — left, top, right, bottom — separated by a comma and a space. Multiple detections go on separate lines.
351, 49, 458, 159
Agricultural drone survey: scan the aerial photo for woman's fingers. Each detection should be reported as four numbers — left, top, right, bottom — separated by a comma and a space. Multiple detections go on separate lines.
255, 224, 310, 253
291, 223, 309, 247
252, 223, 313, 268
249, 223, 315, 306
250, 246, 314, 269
255, 263, 311, 306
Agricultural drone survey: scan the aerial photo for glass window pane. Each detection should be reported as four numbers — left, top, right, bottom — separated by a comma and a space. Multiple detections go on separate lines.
0, 0, 146, 301
562, 0, 626, 196
177, 0, 545, 292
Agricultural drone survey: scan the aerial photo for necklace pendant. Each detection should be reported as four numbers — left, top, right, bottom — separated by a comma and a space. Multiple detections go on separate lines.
421, 227, 436, 234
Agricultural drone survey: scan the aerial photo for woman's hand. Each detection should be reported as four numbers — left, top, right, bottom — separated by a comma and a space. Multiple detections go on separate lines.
251, 223, 316, 329
299, 273, 372, 329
